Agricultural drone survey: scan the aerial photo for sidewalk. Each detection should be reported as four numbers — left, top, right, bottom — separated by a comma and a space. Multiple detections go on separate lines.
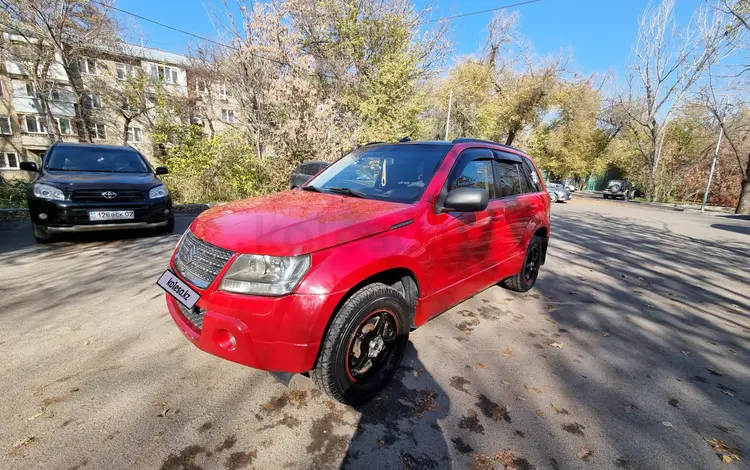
578, 191, 736, 214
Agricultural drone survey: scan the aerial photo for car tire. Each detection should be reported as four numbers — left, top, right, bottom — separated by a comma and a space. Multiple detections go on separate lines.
549, 192, 558, 203
32, 222, 53, 244
312, 283, 410, 405
501, 235, 543, 293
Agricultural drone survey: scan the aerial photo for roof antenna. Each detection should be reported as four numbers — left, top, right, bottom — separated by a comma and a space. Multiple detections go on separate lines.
399, 136, 411, 142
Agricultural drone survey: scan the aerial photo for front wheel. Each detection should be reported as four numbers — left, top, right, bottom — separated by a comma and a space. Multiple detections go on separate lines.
312, 283, 410, 405
549, 192, 558, 203
161, 217, 175, 234
502, 235, 544, 292
32, 222, 54, 243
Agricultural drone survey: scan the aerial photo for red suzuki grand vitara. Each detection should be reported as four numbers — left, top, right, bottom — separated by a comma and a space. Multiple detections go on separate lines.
158, 139, 550, 404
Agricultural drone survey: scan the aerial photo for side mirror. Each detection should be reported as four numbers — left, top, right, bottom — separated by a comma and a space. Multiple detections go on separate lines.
442, 187, 489, 213
155, 166, 169, 175
20, 161, 38, 172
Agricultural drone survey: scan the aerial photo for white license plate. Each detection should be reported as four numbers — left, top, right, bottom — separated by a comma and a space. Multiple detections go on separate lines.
156, 270, 201, 309
89, 210, 135, 221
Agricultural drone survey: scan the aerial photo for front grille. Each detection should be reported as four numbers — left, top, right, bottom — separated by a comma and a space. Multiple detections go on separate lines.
178, 303, 206, 330
71, 189, 145, 202
174, 231, 234, 289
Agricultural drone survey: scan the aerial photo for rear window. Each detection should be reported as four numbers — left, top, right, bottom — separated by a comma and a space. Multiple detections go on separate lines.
46, 146, 150, 173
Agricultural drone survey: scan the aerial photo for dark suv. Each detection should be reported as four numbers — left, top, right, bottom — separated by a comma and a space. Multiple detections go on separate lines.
289, 161, 329, 189
603, 180, 635, 200
159, 138, 550, 404
21, 142, 173, 242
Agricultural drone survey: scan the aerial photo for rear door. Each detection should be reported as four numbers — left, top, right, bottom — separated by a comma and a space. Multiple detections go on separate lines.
494, 152, 539, 259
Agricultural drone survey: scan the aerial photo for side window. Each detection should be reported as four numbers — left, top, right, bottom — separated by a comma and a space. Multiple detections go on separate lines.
496, 162, 523, 198
521, 158, 542, 192
447, 149, 496, 199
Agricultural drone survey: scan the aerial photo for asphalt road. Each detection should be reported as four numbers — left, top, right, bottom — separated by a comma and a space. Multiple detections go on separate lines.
1, 197, 749, 470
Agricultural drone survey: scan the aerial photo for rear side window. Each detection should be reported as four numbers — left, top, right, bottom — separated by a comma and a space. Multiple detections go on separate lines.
496, 162, 524, 197
521, 158, 542, 192
447, 149, 496, 199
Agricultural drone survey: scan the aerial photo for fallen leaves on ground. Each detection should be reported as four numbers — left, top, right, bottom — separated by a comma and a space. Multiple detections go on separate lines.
624, 404, 638, 413
412, 367, 425, 377
681, 350, 691, 356
707, 438, 742, 464
536, 410, 545, 416
602, 332, 611, 337
152, 401, 170, 417
707, 368, 726, 377
475, 363, 485, 369
9, 436, 36, 455
577, 448, 594, 461
662, 421, 673, 427
503, 346, 514, 358
550, 342, 564, 349
546, 304, 556, 311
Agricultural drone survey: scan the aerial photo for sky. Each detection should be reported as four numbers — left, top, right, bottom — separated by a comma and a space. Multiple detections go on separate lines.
120, 0, 705, 79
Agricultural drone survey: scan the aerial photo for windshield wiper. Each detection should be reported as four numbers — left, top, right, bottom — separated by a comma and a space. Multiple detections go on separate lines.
326, 187, 367, 198
301, 185, 323, 192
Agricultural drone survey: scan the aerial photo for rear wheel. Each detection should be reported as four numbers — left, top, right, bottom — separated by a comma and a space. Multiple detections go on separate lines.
312, 283, 410, 405
502, 235, 543, 292
32, 222, 53, 244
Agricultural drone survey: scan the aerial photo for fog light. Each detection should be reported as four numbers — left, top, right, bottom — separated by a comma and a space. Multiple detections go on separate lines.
164, 209, 170, 215
38, 213, 48, 220
214, 329, 236, 351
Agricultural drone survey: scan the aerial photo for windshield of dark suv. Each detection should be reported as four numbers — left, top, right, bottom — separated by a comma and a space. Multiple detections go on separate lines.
46, 147, 150, 173
306, 144, 450, 204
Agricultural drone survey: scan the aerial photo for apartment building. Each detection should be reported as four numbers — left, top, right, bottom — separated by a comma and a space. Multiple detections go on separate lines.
1, 38, 242, 181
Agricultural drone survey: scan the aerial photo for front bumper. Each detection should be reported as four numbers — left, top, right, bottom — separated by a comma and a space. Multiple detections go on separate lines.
165, 272, 345, 373
29, 197, 173, 229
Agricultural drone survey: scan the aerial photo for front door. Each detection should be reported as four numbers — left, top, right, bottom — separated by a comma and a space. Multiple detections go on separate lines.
424, 148, 513, 318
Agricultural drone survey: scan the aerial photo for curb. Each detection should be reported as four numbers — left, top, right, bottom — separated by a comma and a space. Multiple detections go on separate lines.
0, 204, 214, 222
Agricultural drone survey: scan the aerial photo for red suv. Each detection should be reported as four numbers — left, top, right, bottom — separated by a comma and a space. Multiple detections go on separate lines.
158, 139, 550, 404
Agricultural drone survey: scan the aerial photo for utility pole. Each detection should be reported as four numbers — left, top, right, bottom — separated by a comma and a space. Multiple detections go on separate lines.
444, 88, 453, 141
701, 103, 731, 212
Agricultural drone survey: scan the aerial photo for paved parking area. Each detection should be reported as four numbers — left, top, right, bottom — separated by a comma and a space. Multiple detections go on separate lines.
1, 198, 748, 470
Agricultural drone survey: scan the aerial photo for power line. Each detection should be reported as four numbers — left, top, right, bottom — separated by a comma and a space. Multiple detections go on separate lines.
424, 0, 542, 24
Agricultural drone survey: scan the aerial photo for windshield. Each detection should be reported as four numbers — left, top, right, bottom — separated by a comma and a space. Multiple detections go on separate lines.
307, 144, 450, 204
46, 146, 150, 173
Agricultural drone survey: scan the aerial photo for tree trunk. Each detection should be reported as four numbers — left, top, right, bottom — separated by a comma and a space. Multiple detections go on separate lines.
505, 126, 518, 146
122, 116, 132, 146
39, 95, 61, 144
736, 153, 750, 215
59, 55, 92, 143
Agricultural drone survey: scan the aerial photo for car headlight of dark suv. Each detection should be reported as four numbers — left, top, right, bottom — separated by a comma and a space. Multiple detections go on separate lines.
149, 184, 169, 199
33, 183, 65, 201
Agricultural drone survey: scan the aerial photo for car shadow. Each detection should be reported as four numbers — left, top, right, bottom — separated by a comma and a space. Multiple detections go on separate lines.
711, 223, 750, 236
340, 344, 451, 469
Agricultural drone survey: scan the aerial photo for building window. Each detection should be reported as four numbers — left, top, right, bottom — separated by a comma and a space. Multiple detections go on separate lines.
0, 116, 12, 135
89, 123, 106, 140
1, 152, 20, 170
116, 63, 136, 80
57, 118, 74, 135
127, 126, 143, 143
48, 83, 60, 100
195, 80, 207, 93
219, 84, 231, 100
83, 92, 102, 109
24, 115, 48, 134
78, 57, 97, 75
221, 109, 235, 123
26, 82, 37, 97
149, 64, 179, 84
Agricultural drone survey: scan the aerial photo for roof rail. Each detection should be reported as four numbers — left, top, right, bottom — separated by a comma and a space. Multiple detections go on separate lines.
451, 138, 523, 153
363, 141, 384, 146
399, 136, 411, 142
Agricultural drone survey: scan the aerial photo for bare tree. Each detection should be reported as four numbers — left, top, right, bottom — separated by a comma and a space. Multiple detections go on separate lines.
0, 0, 121, 142
617, 0, 732, 200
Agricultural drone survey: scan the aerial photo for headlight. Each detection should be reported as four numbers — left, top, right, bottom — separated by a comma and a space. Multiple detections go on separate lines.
149, 184, 168, 199
220, 254, 311, 296
33, 183, 64, 201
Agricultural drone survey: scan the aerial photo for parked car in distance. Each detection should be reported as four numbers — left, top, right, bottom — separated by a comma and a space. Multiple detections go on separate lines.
546, 182, 571, 203
563, 180, 576, 192
603, 180, 635, 200
20, 142, 173, 243
158, 139, 551, 404
289, 161, 329, 189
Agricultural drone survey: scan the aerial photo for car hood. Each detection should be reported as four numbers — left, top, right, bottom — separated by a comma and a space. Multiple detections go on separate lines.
41, 170, 161, 190
191, 190, 417, 256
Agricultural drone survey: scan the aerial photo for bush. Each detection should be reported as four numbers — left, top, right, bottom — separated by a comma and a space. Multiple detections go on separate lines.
158, 128, 275, 203
0, 176, 32, 208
